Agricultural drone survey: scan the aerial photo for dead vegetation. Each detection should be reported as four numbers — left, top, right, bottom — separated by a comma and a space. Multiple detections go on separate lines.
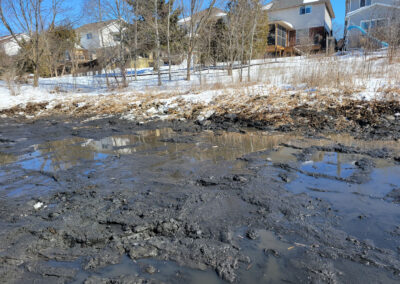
2, 80, 399, 137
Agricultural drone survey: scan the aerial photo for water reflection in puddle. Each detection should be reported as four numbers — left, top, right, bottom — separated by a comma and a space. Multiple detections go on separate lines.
239, 229, 303, 283
286, 152, 400, 250
5, 129, 304, 172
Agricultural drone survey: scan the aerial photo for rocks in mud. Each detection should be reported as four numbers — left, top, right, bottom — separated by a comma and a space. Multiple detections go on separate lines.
232, 175, 247, 183
25, 262, 77, 280
185, 223, 202, 238
215, 256, 239, 283
246, 229, 259, 240
155, 219, 180, 236
84, 251, 122, 270
264, 248, 280, 257
84, 275, 155, 284
220, 231, 233, 244
279, 172, 291, 183
144, 265, 157, 274
197, 110, 215, 124
0, 138, 14, 143
394, 157, 400, 163
129, 245, 158, 259
196, 177, 218, 187
355, 158, 375, 171
386, 188, 400, 203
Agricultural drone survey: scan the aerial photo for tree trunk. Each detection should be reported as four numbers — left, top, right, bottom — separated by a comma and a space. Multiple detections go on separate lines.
154, 0, 161, 86
33, 65, 39, 87
186, 49, 192, 81
167, 1, 172, 81
248, 11, 258, 82
134, 0, 138, 81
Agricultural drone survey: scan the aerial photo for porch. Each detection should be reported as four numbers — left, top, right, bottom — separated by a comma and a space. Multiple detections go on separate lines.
266, 21, 297, 57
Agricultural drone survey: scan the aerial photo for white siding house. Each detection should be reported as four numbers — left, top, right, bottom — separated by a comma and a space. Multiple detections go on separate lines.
0, 34, 29, 56
345, 0, 400, 48
76, 20, 122, 59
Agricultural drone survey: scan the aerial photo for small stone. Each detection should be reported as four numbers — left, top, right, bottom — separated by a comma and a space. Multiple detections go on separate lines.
246, 229, 259, 240
233, 175, 247, 182
220, 231, 233, 243
264, 248, 280, 257
145, 265, 156, 274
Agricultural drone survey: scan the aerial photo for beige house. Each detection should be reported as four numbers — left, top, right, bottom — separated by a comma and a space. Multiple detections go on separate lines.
263, 0, 335, 55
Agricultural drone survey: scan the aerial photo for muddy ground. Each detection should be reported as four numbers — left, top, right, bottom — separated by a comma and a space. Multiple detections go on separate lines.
0, 105, 400, 283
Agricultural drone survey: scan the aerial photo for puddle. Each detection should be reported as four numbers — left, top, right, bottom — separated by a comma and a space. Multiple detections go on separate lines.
1, 128, 400, 282
301, 151, 358, 179
286, 152, 400, 250
238, 229, 305, 283
46, 255, 222, 284
1, 129, 303, 173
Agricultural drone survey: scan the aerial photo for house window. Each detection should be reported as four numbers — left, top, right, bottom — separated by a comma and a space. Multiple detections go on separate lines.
361, 19, 388, 31
86, 33, 93, 40
112, 33, 121, 42
296, 29, 309, 45
361, 20, 370, 30
277, 25, 287, 47
300, 6, 312, 15
360, 0, 371, 8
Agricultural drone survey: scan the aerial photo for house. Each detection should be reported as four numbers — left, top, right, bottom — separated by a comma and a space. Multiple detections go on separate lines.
0, 34, 29, 56
344, 0, 400, 48
76, 20, 122, 60
263, 0, 335, 55
177, 7, 227, 34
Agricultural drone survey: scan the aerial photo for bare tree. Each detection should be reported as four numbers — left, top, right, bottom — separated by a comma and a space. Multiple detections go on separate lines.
247, 1, 265, 82
180, 0, 217, 81
167, 0, 172, 81
0, 0, 65, 87
154, 0, 162, 86
224, 0, 247, 77
102, 0, 134, 87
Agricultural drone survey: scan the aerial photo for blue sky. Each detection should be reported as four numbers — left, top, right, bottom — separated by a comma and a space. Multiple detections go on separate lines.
1, 0, 346, 38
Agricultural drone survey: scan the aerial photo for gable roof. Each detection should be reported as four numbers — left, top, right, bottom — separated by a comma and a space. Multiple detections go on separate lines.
76, 20, 118, 32
264, 0, 335, 19
346, 3, 400, 17
0, 34, 28, 45
178, 7, 227, 24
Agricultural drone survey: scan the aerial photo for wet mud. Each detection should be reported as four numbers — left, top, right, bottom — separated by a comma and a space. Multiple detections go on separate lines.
0, 116, 400, 283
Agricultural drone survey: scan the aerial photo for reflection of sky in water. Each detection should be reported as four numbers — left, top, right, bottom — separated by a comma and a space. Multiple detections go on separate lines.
1, 129, 400, 175
286, 155, 400, 251
300, 152, 357, 179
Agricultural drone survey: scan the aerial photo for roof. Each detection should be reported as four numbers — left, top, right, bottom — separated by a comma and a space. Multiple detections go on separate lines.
76, 20, 118, 32
0, 34, 28, 45
269, 20, 294, 30
178, 7, 227, 24
264, 0, 335, 19
346, 3, 400, 18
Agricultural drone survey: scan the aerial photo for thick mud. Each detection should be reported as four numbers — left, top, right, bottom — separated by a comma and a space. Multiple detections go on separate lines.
0, 116, 400, 283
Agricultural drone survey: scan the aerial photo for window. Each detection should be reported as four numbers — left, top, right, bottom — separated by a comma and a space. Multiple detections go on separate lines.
300, 6, 312, 15
86, 33, 93, 40
361, 19, 388, 31
296, 29, 309, 45
112, 33, 121, 42
361, 20, 370, 30
277, 25, 287, 47
360, 0, 371, 8
267, 25, 287, 47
